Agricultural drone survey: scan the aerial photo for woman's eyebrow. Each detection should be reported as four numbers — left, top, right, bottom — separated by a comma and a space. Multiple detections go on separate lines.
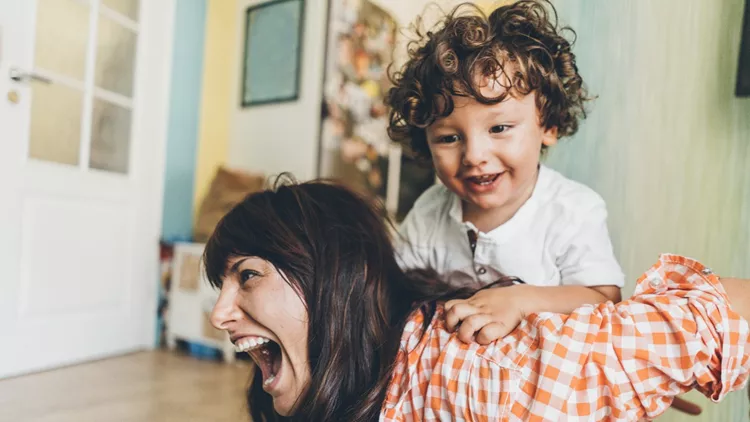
228, 257, 250, 275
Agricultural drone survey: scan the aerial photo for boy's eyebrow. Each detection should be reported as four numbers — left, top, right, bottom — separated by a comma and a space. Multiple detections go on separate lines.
429, 117, 448, 126
487, 98, 525, 116
427, 118, 455, 131
488, 106, 509, 115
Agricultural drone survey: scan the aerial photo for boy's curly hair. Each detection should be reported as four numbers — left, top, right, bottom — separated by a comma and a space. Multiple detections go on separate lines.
386, 0, 591, 159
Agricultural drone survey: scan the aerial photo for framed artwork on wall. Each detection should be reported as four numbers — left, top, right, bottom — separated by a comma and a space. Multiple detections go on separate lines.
241, 0, 305, 107
737, 0, 750, 96
317, 0, 435, 222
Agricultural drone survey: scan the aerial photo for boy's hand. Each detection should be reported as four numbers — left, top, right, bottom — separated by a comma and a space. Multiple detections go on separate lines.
444, 286, 528, 344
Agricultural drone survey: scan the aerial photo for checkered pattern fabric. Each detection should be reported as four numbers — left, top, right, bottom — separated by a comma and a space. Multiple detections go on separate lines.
380, 255, 750, 421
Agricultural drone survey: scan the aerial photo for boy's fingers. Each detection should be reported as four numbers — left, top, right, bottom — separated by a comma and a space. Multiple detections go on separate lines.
457, 314, 490, 343
444, 302, 478, 332
444, 299, 463, 312
475, 322, 506, 345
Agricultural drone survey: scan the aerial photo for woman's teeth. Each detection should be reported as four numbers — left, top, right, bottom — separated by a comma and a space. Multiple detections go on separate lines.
263, 375, 276, 386
235, 337, 281, 388
234, 336, 271, 353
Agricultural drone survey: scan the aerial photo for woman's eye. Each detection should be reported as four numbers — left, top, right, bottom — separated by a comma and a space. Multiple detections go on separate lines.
490, 125, 509, 134
239, 269, 260, 285
438, 134, 460, 144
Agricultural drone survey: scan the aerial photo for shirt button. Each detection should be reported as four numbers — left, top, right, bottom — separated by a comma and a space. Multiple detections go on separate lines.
702, 267, 713, 275
649, 277, 663, 288
477, 267, 487, 275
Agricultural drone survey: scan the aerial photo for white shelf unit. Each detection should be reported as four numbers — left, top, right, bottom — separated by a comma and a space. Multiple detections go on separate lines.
166, 242, 235, 363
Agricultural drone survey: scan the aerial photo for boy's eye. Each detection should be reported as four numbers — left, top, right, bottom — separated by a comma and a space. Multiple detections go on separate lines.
490, 125, 508, 134
437, 134, 460, 144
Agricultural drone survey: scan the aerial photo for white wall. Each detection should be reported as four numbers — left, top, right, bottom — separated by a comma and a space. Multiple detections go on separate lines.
229, 0, 329, 181
546, 1, 750, 420
372, 0, 496, 66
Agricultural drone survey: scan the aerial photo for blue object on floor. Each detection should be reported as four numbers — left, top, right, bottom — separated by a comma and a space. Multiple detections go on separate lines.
187, 342, 221, 360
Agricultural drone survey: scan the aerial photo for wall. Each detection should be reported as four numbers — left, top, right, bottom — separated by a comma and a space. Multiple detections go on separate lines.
228, 0, 329, 181
161, 0, 206, 241
162, 0, 238, 239
224, 0, 500, 182
373, 0, 508, 67
545, 1, 750, 420
226, 0, 496, 181
193, 0, 237, 211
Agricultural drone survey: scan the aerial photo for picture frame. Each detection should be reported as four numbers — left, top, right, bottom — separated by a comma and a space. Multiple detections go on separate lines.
316, 0, 435, 222
241, 0, 305, 107
736, 0, 750, 96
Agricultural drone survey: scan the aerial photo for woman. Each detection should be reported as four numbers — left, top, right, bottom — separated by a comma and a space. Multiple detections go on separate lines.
206, 178, 750, 421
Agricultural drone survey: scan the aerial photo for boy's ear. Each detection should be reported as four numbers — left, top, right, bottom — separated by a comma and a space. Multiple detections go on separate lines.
542, 126, 558, 147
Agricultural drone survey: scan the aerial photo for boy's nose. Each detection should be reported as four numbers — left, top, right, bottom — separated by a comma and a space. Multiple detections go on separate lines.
462, 136, 491, 167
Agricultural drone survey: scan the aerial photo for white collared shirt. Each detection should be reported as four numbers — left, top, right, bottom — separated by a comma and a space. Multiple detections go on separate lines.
395, 165, 625, 288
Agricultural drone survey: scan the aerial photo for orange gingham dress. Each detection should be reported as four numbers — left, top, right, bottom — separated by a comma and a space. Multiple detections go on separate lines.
380, 255, 750, 421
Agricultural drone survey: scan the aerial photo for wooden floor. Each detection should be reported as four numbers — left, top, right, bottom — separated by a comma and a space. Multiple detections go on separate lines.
0, 351, 253, 422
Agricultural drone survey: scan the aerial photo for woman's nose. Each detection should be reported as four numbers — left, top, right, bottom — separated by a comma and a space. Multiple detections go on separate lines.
210, 287, 241, 331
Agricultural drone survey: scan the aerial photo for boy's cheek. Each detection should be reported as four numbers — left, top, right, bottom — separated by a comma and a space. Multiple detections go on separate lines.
430, 153, 455, 173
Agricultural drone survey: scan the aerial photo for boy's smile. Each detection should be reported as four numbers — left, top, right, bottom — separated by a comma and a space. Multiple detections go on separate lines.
425, 81, 558, 232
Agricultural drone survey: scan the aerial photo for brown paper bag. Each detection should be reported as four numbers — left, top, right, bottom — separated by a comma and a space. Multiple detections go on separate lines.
193, 166, 266, 242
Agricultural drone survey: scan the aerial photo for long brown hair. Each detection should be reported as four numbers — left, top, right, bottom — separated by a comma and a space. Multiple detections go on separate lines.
203, 176, 509, 421
386, 0, 591, 159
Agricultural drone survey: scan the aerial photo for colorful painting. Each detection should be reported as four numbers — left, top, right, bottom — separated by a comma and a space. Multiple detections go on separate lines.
318, 0, 435, 221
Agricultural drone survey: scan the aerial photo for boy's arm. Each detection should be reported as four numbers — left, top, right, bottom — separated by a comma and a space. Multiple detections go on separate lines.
445, 283, 620, 343
445, 195, 625, 341
514, 284, 620, 315
721, 277, 750, 322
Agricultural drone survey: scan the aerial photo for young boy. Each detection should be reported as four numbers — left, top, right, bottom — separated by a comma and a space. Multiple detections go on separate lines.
387, 0, 624, 344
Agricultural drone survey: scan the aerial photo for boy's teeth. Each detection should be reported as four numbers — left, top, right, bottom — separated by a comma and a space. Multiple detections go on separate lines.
468, 174, 498, 185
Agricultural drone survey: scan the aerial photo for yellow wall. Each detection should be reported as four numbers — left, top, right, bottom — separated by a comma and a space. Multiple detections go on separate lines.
476, 0, 512, 12
193, 0, 237, 211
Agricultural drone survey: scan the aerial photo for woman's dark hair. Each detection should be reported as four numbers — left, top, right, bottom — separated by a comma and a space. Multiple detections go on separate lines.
203, 175, 516, 421
387, 0, 591, 159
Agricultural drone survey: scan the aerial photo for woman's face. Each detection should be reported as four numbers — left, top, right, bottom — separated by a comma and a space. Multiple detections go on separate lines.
210, 256, 310, 415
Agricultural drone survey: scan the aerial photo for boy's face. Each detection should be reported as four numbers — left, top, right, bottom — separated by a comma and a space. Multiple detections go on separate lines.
425, 81, 558, 217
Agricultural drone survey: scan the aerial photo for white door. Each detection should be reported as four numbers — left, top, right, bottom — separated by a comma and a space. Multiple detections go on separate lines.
0, 0, 174, 378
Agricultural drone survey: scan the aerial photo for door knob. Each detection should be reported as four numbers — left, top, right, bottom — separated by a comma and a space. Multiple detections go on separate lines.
9, 67, 52, 84
7, 90, 20, 104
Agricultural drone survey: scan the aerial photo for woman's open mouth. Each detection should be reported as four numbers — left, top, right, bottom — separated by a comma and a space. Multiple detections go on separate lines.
235, 336, 283, 390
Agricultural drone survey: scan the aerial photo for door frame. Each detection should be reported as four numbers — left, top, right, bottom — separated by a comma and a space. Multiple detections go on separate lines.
124, 0, 176, 356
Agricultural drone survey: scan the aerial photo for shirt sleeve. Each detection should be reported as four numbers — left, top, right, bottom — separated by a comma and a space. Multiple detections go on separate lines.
508, 254, 750, 421
555, 198, 625, 288
394, 201, 431, 272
